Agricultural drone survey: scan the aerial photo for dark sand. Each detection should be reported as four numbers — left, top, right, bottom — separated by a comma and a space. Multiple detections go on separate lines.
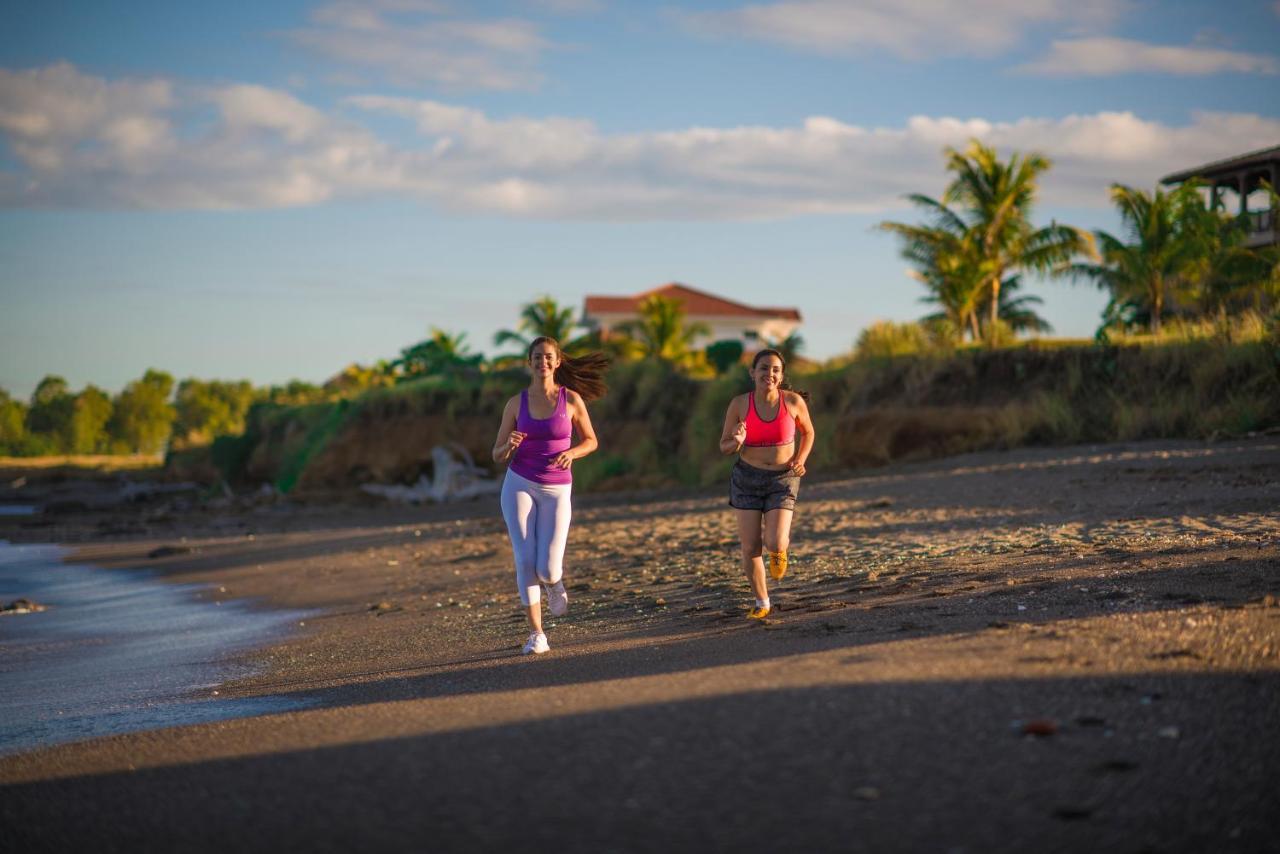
2, 439, 1278, 852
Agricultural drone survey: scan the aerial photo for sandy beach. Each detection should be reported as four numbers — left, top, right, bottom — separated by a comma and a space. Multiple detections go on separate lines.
1, 437, 1278, 852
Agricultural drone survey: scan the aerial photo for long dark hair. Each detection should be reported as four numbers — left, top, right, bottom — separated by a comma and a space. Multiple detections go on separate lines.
528, 336, 610, 402
751, 348, 810, 402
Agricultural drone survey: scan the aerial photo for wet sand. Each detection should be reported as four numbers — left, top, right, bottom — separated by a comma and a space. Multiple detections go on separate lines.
1, 438, 1278, 852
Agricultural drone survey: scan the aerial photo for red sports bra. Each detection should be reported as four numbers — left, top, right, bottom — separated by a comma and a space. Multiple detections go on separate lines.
743, 393, 796, 447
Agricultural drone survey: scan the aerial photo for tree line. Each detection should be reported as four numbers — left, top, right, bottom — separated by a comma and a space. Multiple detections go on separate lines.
0, 295, 784, 458
395, 294, 803, 377
877, 139, 1278, 347
1, 373, 244, 457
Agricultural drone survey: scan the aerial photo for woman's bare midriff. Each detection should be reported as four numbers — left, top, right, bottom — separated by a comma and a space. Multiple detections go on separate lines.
739, 444, 795, 470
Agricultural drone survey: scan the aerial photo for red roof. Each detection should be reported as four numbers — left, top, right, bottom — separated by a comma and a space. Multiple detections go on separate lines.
583, 283, 801, 321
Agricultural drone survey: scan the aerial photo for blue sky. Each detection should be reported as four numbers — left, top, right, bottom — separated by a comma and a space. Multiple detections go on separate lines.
2, 0, 1278, 398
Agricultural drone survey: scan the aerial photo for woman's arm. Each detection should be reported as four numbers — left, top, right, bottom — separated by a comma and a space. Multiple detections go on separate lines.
552, 390, 598, 469
786, 392, 815, 476
719, 395, 747, 455
491, 396, 524, 464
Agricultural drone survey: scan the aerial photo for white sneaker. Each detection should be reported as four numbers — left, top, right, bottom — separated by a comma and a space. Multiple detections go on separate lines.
522, 631, 550, 655
546, 581, 569, 617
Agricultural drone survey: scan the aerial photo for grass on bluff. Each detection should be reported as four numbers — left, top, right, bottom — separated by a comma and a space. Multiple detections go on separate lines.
174, 314, 1280, 494
0, 454, 164, 477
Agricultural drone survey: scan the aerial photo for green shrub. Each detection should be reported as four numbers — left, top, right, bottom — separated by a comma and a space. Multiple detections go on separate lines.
854, 320, 932, 360
173, 336, 1280, 492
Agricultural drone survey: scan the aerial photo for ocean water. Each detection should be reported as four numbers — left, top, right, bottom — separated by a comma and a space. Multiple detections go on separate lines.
0, 541, 313, 756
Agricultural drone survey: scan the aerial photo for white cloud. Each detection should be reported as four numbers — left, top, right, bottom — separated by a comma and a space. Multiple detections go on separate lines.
289, 1, 548, 90
210, 85, 331, 142
0, 62, 175, 175
680, 0, 1123, 59
341, 99, 1280, 218
1019, 37, 1279, 75
4, 63, 1279, 218
0, 63, 385, 209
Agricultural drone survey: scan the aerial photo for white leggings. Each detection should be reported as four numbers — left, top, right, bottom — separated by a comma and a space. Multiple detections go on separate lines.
500, 470, 572, 606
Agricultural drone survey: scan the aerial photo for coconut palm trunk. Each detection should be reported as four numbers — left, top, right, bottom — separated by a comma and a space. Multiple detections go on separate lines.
988, 272, 1001, 332
1150, 275, 1164, 335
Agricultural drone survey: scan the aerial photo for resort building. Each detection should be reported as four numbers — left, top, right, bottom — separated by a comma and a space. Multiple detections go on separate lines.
1161, 144, 1280, 248
582, 283, 802, 349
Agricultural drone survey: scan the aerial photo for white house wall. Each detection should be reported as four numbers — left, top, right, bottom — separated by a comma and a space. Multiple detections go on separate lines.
587, 312, 799, 346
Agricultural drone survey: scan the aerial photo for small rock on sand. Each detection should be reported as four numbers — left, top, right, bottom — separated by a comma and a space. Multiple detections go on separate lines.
1022, 719, 1059, 737
0, 598, 47, 615
148, 545, 194, 559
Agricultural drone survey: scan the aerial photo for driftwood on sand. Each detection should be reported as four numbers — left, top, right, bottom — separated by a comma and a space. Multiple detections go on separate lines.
361, 444, 499, 504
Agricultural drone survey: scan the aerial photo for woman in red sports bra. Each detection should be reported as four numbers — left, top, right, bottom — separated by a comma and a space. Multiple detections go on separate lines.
718, 348, 816, 619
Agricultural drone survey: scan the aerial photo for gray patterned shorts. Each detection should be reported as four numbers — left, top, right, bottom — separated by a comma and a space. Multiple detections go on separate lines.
729, 459, 800, 513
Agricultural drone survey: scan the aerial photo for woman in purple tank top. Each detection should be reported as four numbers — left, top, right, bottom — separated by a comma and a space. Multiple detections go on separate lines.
492, 336, 609, 655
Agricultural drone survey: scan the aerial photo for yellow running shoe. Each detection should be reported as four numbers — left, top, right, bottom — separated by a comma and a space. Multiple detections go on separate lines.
768, 550, 789, 580
747, 605, 771, 620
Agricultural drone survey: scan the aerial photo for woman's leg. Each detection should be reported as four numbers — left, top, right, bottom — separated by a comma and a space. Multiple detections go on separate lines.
763, 508, 794, 568
736, 509, 767, 603
533, 483, 572, 587
500, 473, 543, 634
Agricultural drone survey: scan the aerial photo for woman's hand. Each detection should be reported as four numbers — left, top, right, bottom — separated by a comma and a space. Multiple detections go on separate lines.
719, 399, 748, 455
505, 430, 526, 457
787, 457, 807, 477
552, 450, 574, 470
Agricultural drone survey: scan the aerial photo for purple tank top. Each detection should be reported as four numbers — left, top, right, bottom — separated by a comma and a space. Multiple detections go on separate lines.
510, 387, 573, 485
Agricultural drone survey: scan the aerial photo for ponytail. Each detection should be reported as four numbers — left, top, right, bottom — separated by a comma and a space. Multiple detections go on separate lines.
529, 336, 611, 402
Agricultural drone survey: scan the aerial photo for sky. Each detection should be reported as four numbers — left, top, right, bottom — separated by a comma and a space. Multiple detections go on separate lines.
2, 0, 1278, 399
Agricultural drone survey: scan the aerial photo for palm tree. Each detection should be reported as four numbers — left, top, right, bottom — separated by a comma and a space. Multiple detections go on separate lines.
880, 198, 986, 342
768, 332, 806, 363
994, 275, 1052, 335
1184, 188, 1279, 316
1070, 183, 1207, 335
939, 140, 1094, 334
493, 296, 580, 353
395, 328, 483, 378
619, 295, 710, 365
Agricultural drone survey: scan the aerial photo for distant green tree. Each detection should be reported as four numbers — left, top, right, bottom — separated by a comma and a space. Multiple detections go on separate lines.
69, 385, 113, 454
881, 211, 986, 342
323, 362, 397, 397
493, 296, 584, 355
262, 381, 326, 406
109, 370, 175, 454
767, 332, 806, 364
1184, 186, 1280, 316
940, 140, 1094, 334
882, 140, 1093, 345
994, 275, 1053, 335
395, 328, 483, 378
854, 321, 931, 360
1070, 183, 1208, 335
704, 340, 745, 374
0, 389, 27, 454
618, 295, 710, 367
174, 379, 256, 445
26, 375, 75, 452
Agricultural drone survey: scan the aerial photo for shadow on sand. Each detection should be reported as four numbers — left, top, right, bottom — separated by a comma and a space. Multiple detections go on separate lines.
2, 667, 1276, 853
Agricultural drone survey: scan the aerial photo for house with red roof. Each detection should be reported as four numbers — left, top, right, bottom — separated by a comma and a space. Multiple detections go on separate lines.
582, 283, 802, 350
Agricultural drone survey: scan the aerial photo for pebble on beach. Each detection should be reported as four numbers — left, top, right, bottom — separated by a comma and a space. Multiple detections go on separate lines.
0, 598, 47, 615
